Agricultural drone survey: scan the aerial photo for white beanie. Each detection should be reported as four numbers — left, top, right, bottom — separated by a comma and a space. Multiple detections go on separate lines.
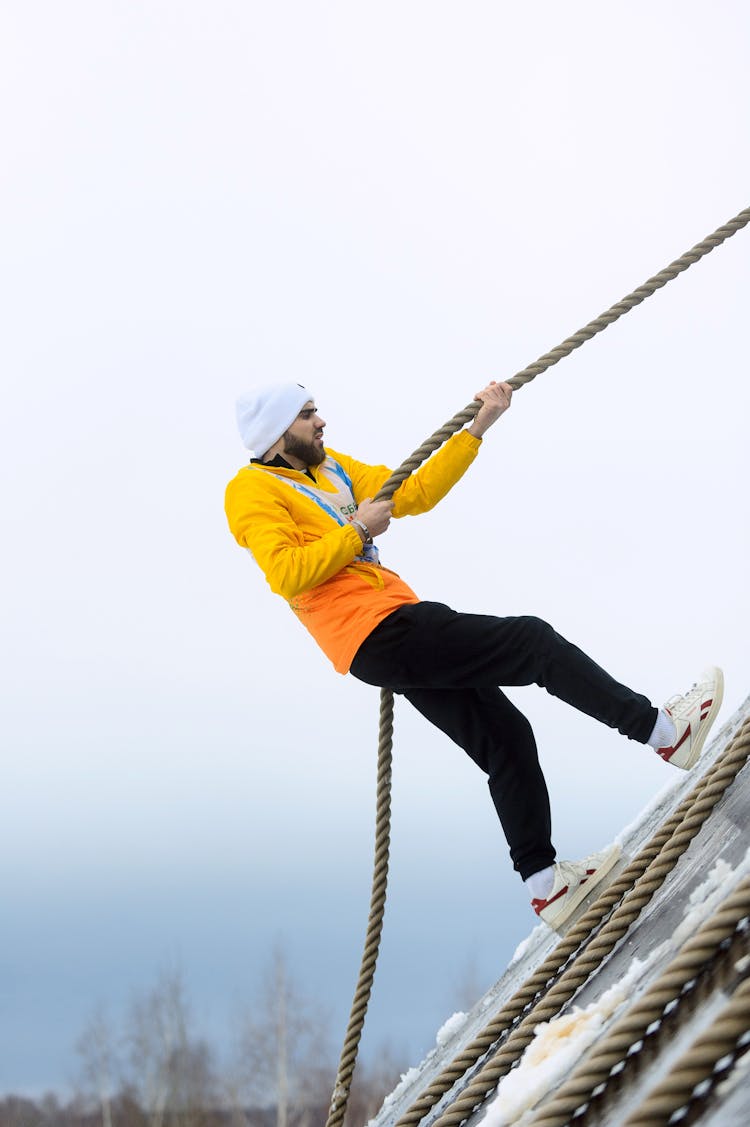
235, 383, 313, 457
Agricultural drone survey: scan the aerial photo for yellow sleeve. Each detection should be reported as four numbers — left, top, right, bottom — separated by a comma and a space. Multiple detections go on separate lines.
224, 471, 364, 600
225, 430, 481, 600
329, 429, 481, 517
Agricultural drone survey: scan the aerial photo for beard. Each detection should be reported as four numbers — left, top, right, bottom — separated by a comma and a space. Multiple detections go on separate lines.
283, 431, 326, 467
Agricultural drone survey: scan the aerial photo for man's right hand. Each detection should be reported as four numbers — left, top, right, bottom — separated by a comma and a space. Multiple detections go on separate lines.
355, 497, 394, 539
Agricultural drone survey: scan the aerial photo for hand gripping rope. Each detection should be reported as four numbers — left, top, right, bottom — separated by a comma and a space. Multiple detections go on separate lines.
325, 205, 750, 1127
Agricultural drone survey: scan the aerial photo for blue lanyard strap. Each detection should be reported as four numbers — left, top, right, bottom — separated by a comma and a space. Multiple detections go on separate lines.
264, 459, 381, 566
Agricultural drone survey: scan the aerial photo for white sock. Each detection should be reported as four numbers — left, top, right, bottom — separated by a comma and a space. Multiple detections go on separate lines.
647, 709, 677, 749
524, 866, 555, 901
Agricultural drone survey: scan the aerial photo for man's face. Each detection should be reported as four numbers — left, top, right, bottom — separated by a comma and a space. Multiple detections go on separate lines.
282, 401, 327, 467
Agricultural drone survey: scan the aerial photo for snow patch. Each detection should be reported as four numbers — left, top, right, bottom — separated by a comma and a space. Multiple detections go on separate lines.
368, 1011, 467, 1123
481, 954, 660, 1126
671, 857, 739, 949
436, 1011, 467, 1047
371, 1066, 421, 1123
510, 922, 547, 966
614, 773, 683, 846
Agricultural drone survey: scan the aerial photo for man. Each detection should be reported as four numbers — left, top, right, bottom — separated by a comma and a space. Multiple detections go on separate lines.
225, 381, 723, 929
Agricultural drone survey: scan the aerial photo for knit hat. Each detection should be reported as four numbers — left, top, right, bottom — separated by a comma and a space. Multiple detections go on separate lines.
235, 383, 313, 456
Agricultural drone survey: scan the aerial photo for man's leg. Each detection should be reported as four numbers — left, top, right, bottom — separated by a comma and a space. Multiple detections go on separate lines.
351, 602, 657, 742
351, 602, 723, 929
403, 685, 555, 879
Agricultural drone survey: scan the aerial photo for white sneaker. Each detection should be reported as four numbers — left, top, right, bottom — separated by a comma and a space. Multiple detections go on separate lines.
532, 844, 621, 929
656, 667, 724, 770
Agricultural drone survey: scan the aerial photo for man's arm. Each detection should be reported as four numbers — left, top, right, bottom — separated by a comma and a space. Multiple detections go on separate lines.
334, 382, 513, 523
225, 473, 366, 599
467, 380, 513, 438
226, 381, 513, 598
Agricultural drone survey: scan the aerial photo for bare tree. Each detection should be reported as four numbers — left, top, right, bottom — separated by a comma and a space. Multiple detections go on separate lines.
75, 1003, 117, 1127
0, 1095, 47, 1127
124, 966, 216, 1127
231, 943, 332, 1126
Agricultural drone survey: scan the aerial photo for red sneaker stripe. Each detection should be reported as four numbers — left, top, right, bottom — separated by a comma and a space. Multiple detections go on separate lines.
669, 725, 692, 754
532, 884, 570, 914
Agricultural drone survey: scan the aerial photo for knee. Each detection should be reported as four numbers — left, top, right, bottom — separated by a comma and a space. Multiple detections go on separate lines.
498, 704, 537, 752
511, 616, 558, 687
518, 615, 555, 653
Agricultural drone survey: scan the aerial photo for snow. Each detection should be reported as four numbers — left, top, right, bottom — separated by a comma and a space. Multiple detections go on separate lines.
371, 1066, 422, 1123
480, 954, 660, 1126
436, 1012, 467, 1047
671, 849, 750, 950
670, 858, 734, 948
368, 1012, 467, 1124
613, 773, 683, 847
481, 849, 750, 1125
510, 922, 547, 966
369, 701, 750, 1127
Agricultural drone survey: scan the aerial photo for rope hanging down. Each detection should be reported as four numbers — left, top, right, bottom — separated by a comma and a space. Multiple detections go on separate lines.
324, 204, 750, 1127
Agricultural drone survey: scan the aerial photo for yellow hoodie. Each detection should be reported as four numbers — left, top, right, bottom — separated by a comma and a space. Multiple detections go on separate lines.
225, 428, 480, 673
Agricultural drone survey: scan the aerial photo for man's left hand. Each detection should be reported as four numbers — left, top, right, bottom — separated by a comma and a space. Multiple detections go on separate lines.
467, 381, 513, 439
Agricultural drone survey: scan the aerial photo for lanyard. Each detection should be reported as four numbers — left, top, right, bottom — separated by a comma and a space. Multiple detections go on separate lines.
268, 458, 381, 566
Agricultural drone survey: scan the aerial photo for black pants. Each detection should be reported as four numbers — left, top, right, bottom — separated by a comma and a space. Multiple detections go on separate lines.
349, 602, 657, 880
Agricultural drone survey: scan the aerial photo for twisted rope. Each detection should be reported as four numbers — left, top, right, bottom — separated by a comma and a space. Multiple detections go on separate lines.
326, 689, 393, 1127
392, 752, 725, 1127
325, 205, 750, 1127
394, 801, 693, 1125
427, 716, 750, 1127
373, 206, 750, 500
526, 876, 750, 1127
621, 961, 750, 1126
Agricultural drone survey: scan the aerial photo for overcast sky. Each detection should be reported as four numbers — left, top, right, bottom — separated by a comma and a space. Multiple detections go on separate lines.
1, 0, 748, 1097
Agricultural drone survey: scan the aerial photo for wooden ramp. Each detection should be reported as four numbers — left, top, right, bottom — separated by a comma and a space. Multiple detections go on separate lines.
370, 694, 750, 1127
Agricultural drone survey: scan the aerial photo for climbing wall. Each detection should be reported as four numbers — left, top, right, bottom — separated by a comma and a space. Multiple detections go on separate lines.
369, 694, 750, 1127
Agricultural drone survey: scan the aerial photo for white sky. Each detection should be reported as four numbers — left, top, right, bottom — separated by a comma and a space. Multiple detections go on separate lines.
1, 0, 748, 1095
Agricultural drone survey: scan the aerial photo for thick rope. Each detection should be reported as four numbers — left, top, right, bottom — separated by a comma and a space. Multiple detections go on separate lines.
525, 876, 750, 1126
428, 716, 750, 1127
326, 689, 393, 1127
373, 206, 750, 499
394, 714, 750, 1127
324, 205, 750, 1127
621, 964, 750, 1126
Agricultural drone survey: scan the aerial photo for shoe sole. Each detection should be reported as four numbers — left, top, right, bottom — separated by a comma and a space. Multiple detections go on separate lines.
543, 843, 622, 930
674, 666, 724, 770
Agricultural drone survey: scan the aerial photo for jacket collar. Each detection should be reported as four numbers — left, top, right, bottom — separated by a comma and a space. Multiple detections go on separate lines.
251, 453, 317, 481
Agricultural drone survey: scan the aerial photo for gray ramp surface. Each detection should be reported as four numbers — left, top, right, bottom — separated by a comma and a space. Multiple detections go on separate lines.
368, 694, 750, 1127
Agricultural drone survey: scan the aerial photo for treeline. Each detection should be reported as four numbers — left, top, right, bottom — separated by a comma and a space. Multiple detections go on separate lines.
0, 1094, 389, 1127
2, 951, 409, 1127
0, 1096, 389, 1127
